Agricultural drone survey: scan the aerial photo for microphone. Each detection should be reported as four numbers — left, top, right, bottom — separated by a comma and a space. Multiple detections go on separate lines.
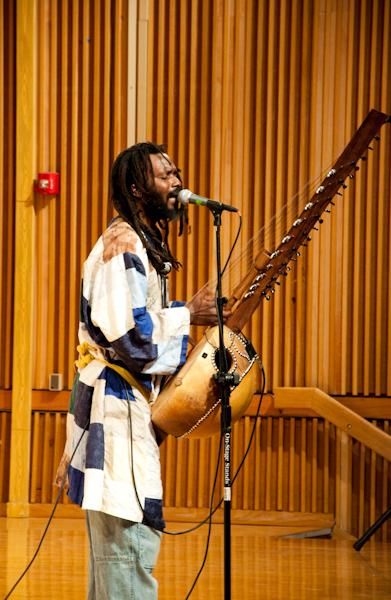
175, 188, 238, 213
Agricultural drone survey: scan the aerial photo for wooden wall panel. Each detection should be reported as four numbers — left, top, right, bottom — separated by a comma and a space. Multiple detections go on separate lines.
0, 0, 390, 538
147, 0, 391, 397
32, 0, 128, 391
21, 410, 390, 540
1, 2, 389, 396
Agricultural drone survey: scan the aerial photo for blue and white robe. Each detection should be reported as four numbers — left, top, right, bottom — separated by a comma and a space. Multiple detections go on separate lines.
60, 217, 189, 530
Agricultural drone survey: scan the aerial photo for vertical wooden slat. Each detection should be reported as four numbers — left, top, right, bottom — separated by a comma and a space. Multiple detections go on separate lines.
41, 413, 53, 503
253, 417, 262, 510
277, 417, 284, 510
265, 417, 273, 511
288, 418, 295, 511
323, 420, 330, 513
163, 434, 175, 507
338, 431, 352, 533
369, 424, 377, 528
52, 412, 65, 502
127, 0, 137, 145
241, 417, 254, 510
135, 0, 149, 141
358, 443, 366, 536
0, 413, 11, 501
311, 418, 318, 512
30, 413, 41, 504
300, 418, 306, 511
186, 438, 196, 507
174, 438, 185, 506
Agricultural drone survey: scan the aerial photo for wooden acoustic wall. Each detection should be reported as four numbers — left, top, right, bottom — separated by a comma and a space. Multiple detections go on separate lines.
1, 0, 390, 396
148, 0, 391, 397
27, 410, 390, 540
33, 0, 128, 390
0, 0, 390, 539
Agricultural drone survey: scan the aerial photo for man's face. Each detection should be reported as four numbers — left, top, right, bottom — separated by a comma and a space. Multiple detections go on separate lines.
145, 153, 182, 221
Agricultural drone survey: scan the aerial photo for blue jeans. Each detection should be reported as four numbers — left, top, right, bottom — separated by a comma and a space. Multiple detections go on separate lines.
86, 510, 161, 599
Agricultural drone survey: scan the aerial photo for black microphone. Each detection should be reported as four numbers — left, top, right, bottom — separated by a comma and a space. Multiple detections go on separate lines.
175, 188, 238, 213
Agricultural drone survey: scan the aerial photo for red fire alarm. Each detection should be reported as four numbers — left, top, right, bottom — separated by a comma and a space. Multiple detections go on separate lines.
34, 172, 60, 195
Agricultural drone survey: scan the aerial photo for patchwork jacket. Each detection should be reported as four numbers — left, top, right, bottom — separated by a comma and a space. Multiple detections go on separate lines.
58, 218, 189, 530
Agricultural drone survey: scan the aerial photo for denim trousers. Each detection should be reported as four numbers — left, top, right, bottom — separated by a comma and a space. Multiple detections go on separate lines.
86, 510, 161, 599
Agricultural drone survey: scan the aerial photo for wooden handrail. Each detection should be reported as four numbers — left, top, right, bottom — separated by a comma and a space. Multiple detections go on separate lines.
274, 387, 391, 462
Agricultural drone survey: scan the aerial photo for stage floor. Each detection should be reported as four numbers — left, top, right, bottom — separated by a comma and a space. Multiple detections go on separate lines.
1, 517, 390, 599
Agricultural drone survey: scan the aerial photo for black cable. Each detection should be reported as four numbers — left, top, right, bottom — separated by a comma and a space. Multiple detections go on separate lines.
182, 362, 266, 598
124, 366, 265, 600
124, 363, 266, 537
121, 212, 264, 597
221, 212, 242, 276
184, 432, 224, 599
3, 418, 90, 600
158, 359, 266, 537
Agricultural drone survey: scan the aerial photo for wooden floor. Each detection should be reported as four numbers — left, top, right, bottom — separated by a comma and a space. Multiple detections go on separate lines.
0, 517, 390, 599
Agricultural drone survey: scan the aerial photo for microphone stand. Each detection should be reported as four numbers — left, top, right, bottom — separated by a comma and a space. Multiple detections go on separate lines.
210, 206, 235, 600
353, 505, 391, 551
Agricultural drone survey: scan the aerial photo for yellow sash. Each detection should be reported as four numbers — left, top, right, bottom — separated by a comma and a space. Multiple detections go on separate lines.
75, 341, 150, 402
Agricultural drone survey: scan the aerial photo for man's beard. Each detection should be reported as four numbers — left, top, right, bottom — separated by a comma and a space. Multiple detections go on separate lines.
143, 190, 179, 223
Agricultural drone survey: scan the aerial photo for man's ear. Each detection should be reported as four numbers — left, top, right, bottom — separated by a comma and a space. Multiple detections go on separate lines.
131, 184, 142, 198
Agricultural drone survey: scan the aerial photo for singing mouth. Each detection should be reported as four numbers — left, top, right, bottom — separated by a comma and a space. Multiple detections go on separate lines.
169, 188, 181, 199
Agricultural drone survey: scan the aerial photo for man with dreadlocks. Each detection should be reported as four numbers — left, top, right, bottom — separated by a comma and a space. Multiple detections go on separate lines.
56, 143, 220, 599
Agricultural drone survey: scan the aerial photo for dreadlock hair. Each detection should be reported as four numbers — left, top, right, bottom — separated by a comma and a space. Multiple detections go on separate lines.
110, 142, 187, 273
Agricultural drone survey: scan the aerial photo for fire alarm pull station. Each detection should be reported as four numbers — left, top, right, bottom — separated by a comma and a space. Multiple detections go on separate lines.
34, 172, 60, 195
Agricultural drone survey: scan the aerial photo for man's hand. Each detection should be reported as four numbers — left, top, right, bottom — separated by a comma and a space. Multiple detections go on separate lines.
185, 286, 231, 326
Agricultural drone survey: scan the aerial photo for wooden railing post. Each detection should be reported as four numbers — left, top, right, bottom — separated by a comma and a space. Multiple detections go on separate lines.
335, 430, 352, 533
